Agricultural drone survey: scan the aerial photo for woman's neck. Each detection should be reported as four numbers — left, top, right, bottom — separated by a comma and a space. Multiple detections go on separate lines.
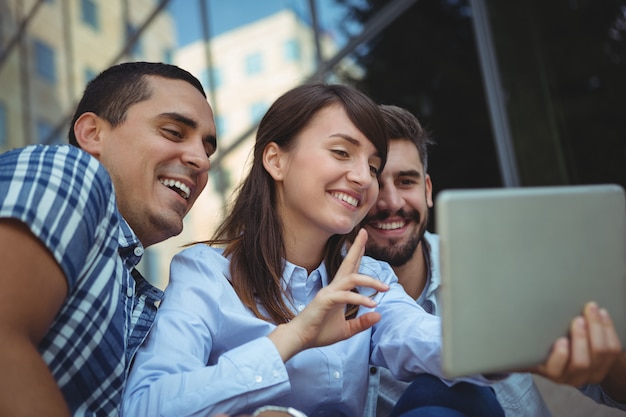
282, 227, 328, 274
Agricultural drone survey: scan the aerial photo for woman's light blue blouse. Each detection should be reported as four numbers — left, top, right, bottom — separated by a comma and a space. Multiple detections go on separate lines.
122, 244, 492, 417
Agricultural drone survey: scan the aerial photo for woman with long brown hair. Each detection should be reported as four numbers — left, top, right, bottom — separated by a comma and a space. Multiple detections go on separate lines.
123, 83, 503, 417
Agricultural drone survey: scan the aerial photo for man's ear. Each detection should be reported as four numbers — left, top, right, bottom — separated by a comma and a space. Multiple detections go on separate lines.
425, 173, 434, 208
262, 141, 285, 181
73, 112, 105, 157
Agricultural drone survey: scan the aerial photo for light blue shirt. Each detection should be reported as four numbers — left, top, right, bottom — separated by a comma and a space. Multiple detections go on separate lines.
580, 384, 626, 410
363, 232, 554, 417
123, 242, 495, 417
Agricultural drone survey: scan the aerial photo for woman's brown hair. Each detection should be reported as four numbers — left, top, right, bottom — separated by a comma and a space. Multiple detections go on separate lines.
209, 83, 387, 324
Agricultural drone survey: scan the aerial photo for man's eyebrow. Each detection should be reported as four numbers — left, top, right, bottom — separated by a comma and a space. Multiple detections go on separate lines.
160, 112, 197, 128
160, 112, 217, 150
397, 169, 422, 178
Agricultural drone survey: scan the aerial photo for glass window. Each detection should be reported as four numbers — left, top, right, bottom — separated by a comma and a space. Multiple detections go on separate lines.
484, 0, 626, 188
36, 119, 62, 145
215, 114, 227, 137
249, 101, 266, 123
163, 48, 173, 64
199, 68, 210, 91
284, 38, 301, 62
244, 52, 263, 76
0, 102, 7, 147
37, 119, 53, 144
211, 67, 223, 89
126, 24, 142, 56
34, 39, 56, 83
211, 167, 231, 195
199, 68, 222, 91
84, 67, 97, 83
81, 0, 99, 30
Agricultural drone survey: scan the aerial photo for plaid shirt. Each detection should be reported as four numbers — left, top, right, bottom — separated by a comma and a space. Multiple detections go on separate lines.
0, 145, 163, 416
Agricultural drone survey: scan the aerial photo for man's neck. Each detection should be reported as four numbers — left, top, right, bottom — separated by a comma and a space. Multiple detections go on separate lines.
392, 240, 428, 300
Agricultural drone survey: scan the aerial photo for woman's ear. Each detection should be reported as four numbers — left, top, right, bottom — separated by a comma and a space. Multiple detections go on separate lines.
73, 112, 105, 157
263, 141, 285, 181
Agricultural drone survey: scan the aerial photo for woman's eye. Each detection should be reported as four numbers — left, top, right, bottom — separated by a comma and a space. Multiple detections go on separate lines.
370, 165, 379, 175
332, 149, 349, 158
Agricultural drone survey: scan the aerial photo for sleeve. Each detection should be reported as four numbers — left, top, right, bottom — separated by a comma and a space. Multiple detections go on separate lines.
491, 373, 553, 417
364, 258, 496, 387
122, 246, 292, 417
0, 145, 117, 288
579, 384, 626, 411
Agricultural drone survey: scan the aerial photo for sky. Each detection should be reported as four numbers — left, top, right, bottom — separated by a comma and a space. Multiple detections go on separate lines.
168, 0, 353, 47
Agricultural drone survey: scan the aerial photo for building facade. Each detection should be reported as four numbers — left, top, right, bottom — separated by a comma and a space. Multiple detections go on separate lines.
143, 7, 340, 286
0, 0, 176, 151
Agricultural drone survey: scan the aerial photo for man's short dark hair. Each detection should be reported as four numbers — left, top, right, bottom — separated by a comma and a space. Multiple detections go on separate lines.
379, 104, 435, 172
68, 61, 206, 146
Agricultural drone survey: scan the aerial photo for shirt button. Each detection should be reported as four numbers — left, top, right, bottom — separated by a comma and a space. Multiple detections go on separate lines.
370, 367, 377, 375
126, 287, 133, 297
297, 304, 305, 312
272, 370, 280, 378
333, 371, 341, 379
133, 247, 143, 257
255, 375, 263, 383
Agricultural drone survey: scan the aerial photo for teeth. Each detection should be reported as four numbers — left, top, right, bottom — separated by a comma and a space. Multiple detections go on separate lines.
160, 178, 191, 200
375, 221, 405, 230
331, 192, 358, 207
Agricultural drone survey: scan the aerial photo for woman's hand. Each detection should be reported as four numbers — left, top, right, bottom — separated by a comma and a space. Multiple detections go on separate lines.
268, 229, 388, 361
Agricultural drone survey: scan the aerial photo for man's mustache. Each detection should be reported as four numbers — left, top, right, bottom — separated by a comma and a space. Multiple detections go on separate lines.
363, 208, 421, 224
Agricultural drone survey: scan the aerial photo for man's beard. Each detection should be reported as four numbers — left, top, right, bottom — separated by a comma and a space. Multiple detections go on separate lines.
364, 209, 428, 267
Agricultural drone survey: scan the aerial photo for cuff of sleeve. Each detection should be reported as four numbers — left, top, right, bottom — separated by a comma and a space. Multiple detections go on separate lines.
222, 336, 290, 390
579, 384, 626, 411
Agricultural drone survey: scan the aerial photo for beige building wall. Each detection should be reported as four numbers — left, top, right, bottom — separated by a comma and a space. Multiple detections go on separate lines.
0, 0, 175, 152
0, 0, 177, 285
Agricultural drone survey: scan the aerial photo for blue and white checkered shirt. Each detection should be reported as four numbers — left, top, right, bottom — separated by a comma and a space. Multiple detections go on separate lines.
0, 145, 163, 416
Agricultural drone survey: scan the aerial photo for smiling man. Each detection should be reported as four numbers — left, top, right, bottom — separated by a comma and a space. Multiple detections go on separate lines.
0, 62, 216, 417
361, 104, 624, 417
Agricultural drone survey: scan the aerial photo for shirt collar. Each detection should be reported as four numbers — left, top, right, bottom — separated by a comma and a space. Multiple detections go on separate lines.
117, 215, 144, 268
282, 259, 328, 287
416, 231, 441, 307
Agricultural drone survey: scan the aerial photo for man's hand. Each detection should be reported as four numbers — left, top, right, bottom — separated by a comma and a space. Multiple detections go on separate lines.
534, 302, 622, 387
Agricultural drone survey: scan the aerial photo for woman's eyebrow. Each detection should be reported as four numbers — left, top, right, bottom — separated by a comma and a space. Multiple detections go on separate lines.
329, 133, 381, 157
329, 133, 359, 146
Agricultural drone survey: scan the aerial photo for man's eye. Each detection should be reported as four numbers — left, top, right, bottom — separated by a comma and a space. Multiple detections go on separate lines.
163, 128, 183, 138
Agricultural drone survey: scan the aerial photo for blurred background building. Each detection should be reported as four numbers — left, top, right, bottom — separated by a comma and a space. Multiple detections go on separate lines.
0, 0, 176, 148
1, 1, 625, 415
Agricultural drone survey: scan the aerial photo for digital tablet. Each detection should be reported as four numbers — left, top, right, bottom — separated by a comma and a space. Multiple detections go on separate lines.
435, 184, 626, 378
